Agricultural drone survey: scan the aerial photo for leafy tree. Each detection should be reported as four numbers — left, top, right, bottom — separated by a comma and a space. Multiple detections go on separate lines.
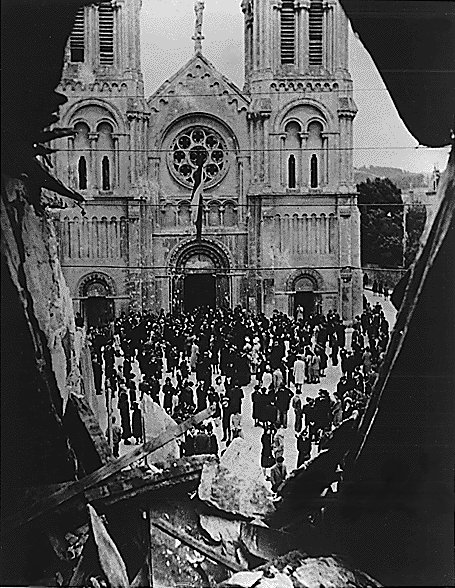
404, 204, 427, 267
357, 177, 404, 268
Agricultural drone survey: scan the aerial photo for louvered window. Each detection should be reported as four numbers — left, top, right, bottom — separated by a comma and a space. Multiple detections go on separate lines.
309, 0, 323, 66
99, 2, 114, 65
70, 8, 85, 62
280, 1, 295, 64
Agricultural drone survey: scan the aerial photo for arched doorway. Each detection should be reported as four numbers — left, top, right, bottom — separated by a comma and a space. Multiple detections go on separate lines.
292, 275, 321, 320
79, 274, 115, 327
170, 240, 230, 312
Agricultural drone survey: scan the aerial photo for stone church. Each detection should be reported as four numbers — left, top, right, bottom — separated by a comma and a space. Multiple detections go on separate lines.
52, 0, 362, 326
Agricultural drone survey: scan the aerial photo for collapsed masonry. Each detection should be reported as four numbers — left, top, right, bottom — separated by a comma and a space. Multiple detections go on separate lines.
1, 0, 454, 586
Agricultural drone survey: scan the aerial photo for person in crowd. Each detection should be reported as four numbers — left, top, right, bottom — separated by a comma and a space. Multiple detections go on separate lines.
270, 456, 287, 494
162, 377, 175, 415
293, 354, 305, 392
221, 394, 231, 443
118, 389, 132, 445
262, 365, 273, 389
331, 391, 343, 427
109, 416, 122, 458
303, 397, 317, 444
260, 425, 275, 477
296, 428, 312, 467
131, 401, 143, 445
207, 422, 219, 455
275, 384, 293, 428
292, 391, 303, 433
196, 381, 207, 412
193, 425, 211, 455
207, 385, 221, 427
231, 412, 243, 440
272, 425, 285, 461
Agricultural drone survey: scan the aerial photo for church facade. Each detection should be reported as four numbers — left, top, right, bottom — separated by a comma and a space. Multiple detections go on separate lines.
52, 0, 362, 325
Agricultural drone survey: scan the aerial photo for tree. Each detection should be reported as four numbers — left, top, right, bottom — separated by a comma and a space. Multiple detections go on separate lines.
357, 177, 404, 268
404, 204, 427, 267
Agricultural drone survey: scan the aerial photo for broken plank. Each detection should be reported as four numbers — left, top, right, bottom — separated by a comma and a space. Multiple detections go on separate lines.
20, 456, 209, 519
151, 517, 246, 573
70, 394, 113, 465
2, 406, 215, 535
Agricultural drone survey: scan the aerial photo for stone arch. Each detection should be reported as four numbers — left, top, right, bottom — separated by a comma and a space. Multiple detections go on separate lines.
158, 112, 240, 154
78, 272, 117, 297
286, 268, 324, 292
167, 238, 232, 274
274, 97, 333, 133
167, 238, 233, 312
63, 98, 126, 134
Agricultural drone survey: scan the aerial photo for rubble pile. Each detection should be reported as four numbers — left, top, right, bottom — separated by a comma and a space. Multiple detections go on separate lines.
220, 551, 383, 588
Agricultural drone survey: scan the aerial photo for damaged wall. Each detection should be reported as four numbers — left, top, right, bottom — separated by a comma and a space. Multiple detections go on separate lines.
0, 175, 112, 584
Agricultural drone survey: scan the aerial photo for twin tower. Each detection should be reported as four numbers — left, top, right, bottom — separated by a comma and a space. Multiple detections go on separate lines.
53, 0, 362, 324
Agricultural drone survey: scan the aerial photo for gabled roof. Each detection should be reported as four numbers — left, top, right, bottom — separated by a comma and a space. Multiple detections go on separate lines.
147, 51, 249, 114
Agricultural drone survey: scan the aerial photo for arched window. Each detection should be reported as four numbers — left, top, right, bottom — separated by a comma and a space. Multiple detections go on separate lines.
102, 156, 110, 191
284, 120, 301, 188
307, 121, 324, 187
288, 155, 296, 188
97, 122, 115, 190
78, 156, 87, 190
74, 122, 90, 190
310, 154, 318, 188
281, 0, 295, 64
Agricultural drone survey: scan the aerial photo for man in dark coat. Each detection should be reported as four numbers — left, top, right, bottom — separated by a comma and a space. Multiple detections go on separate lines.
275, 384, 293, 428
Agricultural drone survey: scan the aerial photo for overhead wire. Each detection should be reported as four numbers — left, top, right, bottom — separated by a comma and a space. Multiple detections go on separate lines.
59, 262, 407, 272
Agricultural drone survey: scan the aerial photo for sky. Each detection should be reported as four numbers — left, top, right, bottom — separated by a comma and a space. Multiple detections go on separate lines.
140, 0, 450, 174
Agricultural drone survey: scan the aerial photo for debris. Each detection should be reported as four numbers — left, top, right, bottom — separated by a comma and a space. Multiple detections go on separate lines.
222, 570, 263, 587
141, 397, 179, 466
88, 504, 129, 588
200, 514, 242, 558
198, 438, 276, 520
291, 556, 383, 587
220, 551, 383, 587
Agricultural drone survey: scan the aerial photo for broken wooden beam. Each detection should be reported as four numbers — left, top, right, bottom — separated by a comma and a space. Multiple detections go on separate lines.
2, 406, 215, 535
151, 517, 246, 573
19, 456, 209, 522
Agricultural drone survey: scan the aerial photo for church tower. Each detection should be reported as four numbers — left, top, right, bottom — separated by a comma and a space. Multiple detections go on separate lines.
243, 0, 362, 321
52, 0, 151, 322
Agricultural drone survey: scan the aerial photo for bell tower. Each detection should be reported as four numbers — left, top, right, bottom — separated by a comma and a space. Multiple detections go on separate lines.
62, 0, 144, 96
243, 0, 350, 86
243, 0, 362, 323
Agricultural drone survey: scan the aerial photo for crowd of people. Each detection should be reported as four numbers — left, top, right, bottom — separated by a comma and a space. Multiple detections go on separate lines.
87, 299, 390, 492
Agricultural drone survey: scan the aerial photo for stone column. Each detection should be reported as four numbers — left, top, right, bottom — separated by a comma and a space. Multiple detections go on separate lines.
298, 131, 308, 187
279, 133, 287, 186
112, 133, 121, 190
271, 1, 282, 73
297, 0, 310, 73
262, 111, 271, 184
324, 1, 335, 72
88, 132, 99, 190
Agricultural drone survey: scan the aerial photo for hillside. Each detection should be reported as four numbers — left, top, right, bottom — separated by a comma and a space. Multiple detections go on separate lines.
354, 166, 428, 190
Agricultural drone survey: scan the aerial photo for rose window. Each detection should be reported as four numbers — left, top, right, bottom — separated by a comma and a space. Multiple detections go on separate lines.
170, 126, 227, 187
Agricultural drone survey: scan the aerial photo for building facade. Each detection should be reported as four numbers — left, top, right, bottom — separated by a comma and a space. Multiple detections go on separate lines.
52, 0, 362, 324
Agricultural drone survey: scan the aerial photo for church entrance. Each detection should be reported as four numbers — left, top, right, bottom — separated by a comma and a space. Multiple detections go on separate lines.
170, 240, 230, 313
294, 291, 315, 321
291, 274, 321, 320
79, 273, 115, 327
183, 274, 216, 312
84, 296, 114, 327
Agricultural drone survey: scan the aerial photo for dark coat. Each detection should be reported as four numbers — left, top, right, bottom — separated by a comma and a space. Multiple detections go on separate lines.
261, 431, 275, 468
